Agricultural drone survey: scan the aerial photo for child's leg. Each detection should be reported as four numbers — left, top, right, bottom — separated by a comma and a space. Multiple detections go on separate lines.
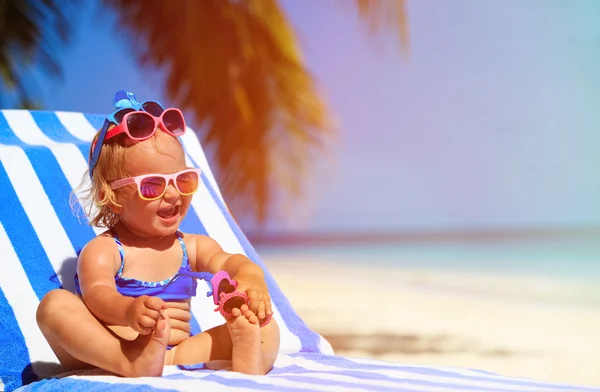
36, 289, 170, 377
169, 305, 280, 375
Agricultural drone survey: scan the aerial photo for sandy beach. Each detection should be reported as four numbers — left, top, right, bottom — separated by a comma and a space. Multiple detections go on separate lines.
264, 257, 600, 387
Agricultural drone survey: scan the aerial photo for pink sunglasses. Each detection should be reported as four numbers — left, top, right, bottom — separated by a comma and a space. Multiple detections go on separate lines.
110, 168, 202, 200
105, 107, 186, 142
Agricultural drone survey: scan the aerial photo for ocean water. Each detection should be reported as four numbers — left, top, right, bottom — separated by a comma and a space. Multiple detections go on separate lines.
256, 235, 600, 307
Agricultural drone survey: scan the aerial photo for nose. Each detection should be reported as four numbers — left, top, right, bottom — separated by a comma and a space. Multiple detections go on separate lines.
163, 180, 179, 200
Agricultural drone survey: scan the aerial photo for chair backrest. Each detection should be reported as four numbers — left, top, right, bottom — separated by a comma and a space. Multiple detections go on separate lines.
0, 110, 332, 389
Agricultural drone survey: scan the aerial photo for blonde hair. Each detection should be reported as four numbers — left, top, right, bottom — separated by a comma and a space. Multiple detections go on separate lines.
71, 127, 130, 228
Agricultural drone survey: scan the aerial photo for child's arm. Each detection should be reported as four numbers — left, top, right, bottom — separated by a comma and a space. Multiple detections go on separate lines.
77, 237, 165, 333
193, 235, 272, 319
77, 237, 134, 326
193, 235, 263, 278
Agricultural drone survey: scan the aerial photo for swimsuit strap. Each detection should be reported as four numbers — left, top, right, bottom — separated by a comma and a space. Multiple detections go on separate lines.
114, 230, 188, 277
175, 231, 190, 268
113, 233, 126, 278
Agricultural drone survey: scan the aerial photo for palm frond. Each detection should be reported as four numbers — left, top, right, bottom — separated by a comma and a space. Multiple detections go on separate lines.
352, 0, 410, 52
105, 0, 409, 227
0, 0, 73, 108
105, 0, 333, 225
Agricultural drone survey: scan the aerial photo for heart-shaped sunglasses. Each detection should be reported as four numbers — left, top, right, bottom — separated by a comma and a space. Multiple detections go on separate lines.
163, 270, 272, 328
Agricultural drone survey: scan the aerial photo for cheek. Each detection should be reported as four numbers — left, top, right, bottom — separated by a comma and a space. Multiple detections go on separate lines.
122, 196, 157, 217
114, 186, 136, 205
180, 195, 193, 214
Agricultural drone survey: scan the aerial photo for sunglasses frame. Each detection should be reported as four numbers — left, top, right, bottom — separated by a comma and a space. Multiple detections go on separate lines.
107, 99, 163, 123
103, 107, 186, 142
109, 168, 202, 201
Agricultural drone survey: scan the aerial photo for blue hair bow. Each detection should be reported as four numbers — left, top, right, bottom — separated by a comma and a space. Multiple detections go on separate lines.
113, 90, 140, 111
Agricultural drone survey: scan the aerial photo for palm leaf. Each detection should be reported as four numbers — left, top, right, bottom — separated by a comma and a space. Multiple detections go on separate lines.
352, 0, 410, 51
0, 0, 73, 108
105, 0, 408, 226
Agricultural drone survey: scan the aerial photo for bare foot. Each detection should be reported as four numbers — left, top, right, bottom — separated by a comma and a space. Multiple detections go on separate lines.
227, 304, 263, 375
125, 313, 171, 377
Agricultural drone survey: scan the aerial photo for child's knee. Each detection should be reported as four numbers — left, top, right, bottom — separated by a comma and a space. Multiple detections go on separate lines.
36, 289, 78, 324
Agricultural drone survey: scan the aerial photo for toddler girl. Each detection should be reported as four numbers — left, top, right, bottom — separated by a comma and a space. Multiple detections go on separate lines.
36, 91, 280, 377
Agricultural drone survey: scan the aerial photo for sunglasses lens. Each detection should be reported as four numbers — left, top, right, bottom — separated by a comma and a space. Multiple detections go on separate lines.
162, 109, 186, 136
127, 112, 155, 139
142, 101, 165, 117
113, 108, 135, 124
139, 176, 166, 199
176, 171, 199, 194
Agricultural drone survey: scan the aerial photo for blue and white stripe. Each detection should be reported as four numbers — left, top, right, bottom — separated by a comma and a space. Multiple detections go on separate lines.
1, 110, 597, 392
15, 353, 600, 392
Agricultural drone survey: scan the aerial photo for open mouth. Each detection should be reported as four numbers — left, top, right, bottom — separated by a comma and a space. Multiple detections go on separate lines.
157, 205, 180, 219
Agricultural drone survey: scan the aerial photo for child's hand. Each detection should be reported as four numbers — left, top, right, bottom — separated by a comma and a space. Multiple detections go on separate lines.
125, 295, 166, 335
235, 272, 272, 321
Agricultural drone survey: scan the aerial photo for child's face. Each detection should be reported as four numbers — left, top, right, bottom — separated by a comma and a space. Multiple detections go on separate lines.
114, 131, 193, 238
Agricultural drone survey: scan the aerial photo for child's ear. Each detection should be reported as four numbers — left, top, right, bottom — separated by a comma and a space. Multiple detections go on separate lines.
98, 188, 123, 214
108, 202, 123, 215
108, 193, 124, 215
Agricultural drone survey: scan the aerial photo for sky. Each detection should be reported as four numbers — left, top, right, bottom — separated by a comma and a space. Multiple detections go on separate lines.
7, 0, 600, 234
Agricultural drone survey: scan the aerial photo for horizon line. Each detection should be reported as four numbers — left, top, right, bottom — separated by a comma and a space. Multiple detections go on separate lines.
246, 226, 600, 246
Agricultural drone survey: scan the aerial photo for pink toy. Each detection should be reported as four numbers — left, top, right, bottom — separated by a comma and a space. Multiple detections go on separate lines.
209, 271, 272, 328
165, 270, 271, 328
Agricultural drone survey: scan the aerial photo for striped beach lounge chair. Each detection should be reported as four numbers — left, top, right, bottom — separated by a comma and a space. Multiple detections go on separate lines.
1, 109, 598, 392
